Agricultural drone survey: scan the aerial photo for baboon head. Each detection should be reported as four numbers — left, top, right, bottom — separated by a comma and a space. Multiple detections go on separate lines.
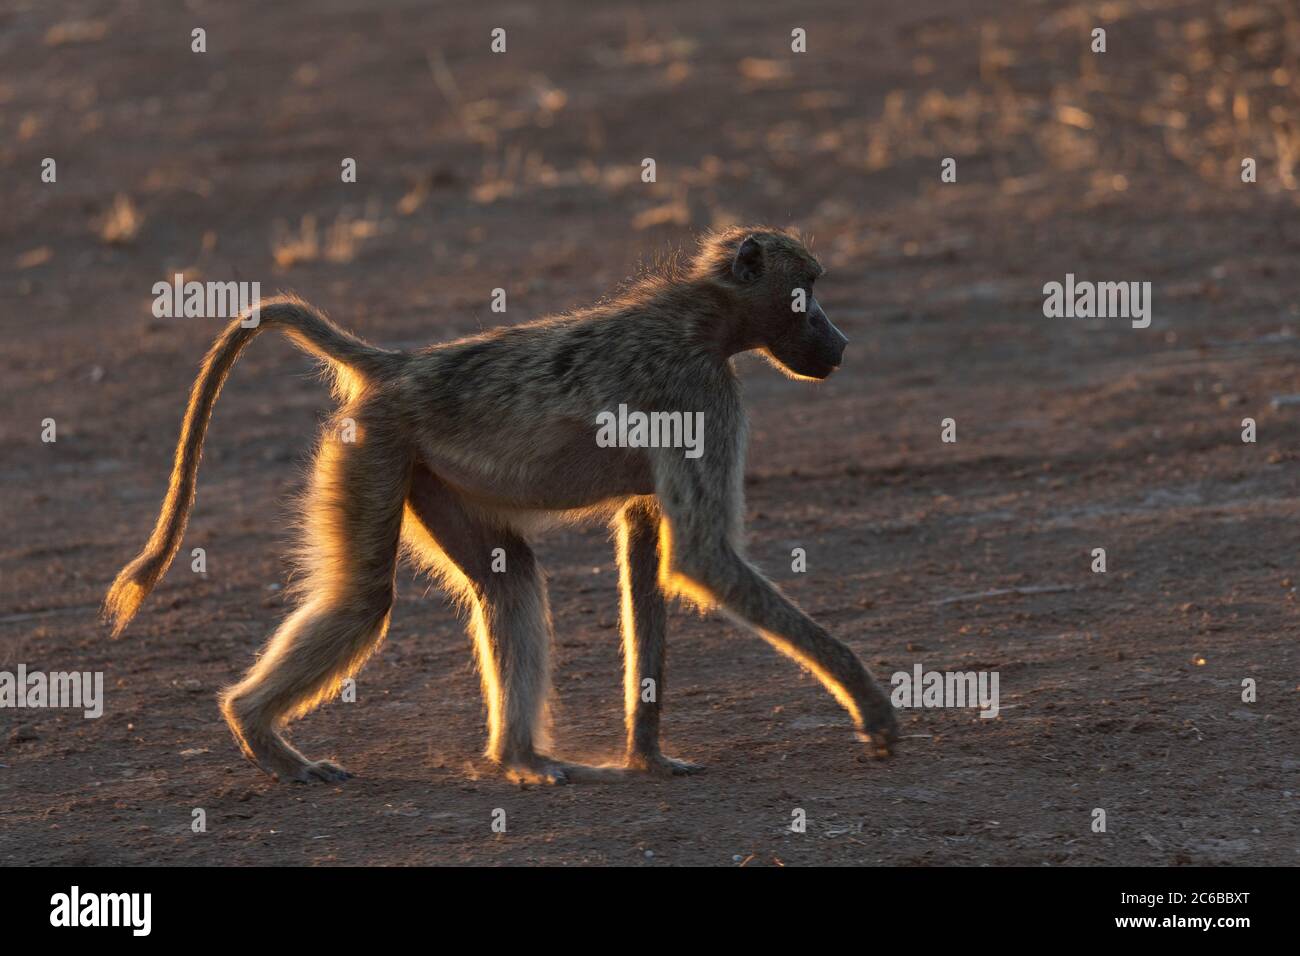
696, 228, 848, 380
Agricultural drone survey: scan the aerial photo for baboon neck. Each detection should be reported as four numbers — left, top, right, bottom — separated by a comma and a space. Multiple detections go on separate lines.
681, 279, 754, 362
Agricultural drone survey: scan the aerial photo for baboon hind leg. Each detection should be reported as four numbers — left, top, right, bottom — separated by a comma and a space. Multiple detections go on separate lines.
220, 414, 410, 783
404, 465, 569, 784
617, 498, 701, 775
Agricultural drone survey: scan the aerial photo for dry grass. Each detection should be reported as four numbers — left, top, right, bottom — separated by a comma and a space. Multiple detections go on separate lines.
97, 193, 141, 245
270, 202, 387, 269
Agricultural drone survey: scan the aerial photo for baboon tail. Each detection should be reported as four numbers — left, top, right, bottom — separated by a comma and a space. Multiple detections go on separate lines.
103, 294, 403, 637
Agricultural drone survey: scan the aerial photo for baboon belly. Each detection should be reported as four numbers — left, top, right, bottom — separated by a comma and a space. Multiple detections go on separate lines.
417, 427, 655, 510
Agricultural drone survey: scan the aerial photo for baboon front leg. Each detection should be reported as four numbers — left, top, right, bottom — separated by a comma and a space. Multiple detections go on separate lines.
668, 536, 897, 756
405, 466, 566, 784
220, 413, 410, 783
617, 499, 701, 775
653, 437, 897, 757
652, 435, 897, 758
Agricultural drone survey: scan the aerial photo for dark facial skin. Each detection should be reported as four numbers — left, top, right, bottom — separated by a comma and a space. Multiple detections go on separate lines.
730, 235, 849, 380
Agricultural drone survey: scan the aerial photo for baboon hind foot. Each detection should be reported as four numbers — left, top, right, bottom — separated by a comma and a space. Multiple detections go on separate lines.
251, 736, 353, 784
502, 751, 642, 784
229, 716, 354, 784
627, 751, 704, 776
501, 750, 572, 786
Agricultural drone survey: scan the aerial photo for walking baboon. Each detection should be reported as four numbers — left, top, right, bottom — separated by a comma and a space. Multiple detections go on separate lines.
105, 227, 899, 784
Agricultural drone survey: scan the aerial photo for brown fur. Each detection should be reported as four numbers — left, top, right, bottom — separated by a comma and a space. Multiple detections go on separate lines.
105, 227, 897, 784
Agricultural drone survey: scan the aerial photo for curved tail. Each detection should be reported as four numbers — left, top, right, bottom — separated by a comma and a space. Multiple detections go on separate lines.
103, 295, 402, 637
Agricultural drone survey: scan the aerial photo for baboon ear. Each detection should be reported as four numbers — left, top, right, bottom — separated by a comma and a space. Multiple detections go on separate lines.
732, 235, 764, 282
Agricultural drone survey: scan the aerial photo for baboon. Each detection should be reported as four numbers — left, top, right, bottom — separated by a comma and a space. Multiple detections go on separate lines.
105, 227, 899, 784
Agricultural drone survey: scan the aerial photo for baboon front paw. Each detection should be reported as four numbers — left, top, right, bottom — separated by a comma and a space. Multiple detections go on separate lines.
290, 759, 354, 784
855, 697, 900, 759
856, 712, 899, 758
856, 729, 895, 759
628, 753, 704, 776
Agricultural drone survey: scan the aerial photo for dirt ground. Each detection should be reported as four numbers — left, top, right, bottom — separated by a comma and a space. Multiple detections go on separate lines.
1, 0, 1297, 866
